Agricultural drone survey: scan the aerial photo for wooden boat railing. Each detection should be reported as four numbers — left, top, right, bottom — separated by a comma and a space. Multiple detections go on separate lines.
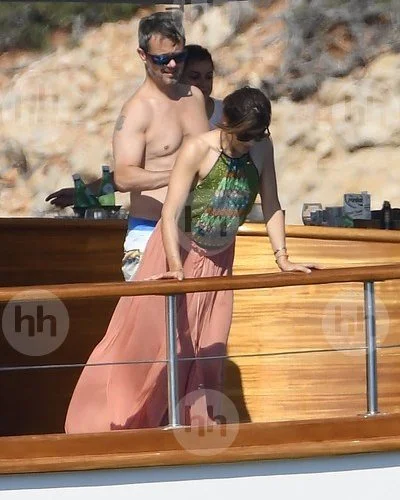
1, 263, 400, 301
1, 263, 400, 424
1, 263, 400, 474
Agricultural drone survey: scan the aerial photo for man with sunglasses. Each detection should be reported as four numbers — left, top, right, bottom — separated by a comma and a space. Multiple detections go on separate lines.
114, 11, 209, 279
47, 12, 209, 280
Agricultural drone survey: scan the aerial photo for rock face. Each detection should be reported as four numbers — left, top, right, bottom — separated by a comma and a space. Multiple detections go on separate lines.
271, 51, 400, 221
0, 0, 399, 222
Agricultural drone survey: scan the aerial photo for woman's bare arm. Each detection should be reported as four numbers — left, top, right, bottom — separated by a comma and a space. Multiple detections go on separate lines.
259, 140, 321, 273
153, 137, 209, 280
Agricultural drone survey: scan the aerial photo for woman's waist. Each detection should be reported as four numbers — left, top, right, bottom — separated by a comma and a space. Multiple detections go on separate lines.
181, 231, 236, 257
179, 224, 238, 253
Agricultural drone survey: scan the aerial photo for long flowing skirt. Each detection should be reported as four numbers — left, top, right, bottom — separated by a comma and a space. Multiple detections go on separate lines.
65, 222, 235, 433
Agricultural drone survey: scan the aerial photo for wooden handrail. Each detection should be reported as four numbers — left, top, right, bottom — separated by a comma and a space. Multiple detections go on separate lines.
241, 223, 400, 243
0, 264, 399, 303
1, 413, 400, 474
2, 217, 400, 242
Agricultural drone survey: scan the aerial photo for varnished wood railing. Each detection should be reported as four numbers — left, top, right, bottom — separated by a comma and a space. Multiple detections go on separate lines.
1, 262, 400, 474
2, 217, 400, 243
1, 263, 400, 302
2, 413, 400, 475
241, 223, 400, 243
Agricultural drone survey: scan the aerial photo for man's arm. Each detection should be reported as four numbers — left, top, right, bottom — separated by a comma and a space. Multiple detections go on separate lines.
113, 99, 170, 193
45, 173, 117, 208
46, 97, 157, 205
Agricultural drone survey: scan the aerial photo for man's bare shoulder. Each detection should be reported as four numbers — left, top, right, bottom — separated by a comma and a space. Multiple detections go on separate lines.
117, 90, 153, 129
175, 83, 204, 102
189, 85, 205, 100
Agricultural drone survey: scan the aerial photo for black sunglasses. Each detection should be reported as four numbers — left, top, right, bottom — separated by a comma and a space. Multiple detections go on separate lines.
146, 50, 187, 66
236, 128, 271, 142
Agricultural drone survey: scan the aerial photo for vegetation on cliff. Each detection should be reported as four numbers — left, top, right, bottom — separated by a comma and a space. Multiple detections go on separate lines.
0, 2, 138, 51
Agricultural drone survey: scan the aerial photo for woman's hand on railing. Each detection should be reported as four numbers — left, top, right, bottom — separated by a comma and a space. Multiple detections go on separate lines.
146, 269, 185, 281
276, 256, 323, 274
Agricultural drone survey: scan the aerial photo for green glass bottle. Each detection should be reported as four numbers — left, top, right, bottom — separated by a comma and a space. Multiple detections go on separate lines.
73, 174, 89, 208
72, 174, 99, 209
98, 165, 115, 207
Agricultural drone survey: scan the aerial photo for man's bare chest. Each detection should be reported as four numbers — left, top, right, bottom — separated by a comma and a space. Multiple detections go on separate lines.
145, 102, 196, 159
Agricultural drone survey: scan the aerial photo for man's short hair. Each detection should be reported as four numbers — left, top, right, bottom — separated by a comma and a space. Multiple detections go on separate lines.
138, 11, 185, 52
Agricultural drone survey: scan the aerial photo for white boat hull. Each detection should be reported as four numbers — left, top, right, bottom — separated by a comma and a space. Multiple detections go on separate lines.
2, 451, 400, 499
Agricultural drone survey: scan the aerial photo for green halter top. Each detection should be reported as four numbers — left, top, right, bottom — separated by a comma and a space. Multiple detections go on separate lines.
181, 144, 259, 249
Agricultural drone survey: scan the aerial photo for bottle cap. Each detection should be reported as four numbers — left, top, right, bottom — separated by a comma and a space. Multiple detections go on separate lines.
102, 165, 110, 172
72, 173, 81, 181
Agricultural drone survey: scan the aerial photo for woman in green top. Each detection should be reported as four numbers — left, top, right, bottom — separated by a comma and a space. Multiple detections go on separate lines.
158, 86, 317, 279
65, 87, 319, 434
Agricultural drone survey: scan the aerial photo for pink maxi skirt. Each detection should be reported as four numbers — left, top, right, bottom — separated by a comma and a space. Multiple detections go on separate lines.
65, 222, 235, 433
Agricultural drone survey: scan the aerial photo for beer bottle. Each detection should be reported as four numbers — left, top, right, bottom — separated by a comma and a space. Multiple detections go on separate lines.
98, 165, 115, 206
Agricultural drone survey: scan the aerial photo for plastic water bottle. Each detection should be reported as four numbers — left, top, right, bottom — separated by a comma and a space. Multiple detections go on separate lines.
98, 165, 115, 207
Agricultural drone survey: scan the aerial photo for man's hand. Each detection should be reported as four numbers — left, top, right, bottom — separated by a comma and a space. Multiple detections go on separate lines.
45, 188, 74, 208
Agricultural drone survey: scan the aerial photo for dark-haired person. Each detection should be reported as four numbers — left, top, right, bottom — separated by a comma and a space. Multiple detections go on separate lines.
46, 11, 209, 279
65, 87, 320, 434
180, 44, 223, 128
46, 44, 219, 211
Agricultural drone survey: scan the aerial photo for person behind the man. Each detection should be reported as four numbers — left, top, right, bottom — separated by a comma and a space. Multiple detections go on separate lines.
182, 44, 223, 128
46, 11, 209, 279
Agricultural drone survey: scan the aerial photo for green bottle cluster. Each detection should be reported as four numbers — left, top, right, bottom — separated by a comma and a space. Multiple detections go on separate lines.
72, 174, 99, 208
72, 165, 115, 210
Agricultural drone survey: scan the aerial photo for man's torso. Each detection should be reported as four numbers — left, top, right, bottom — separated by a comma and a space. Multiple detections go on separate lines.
128, 84, 206, 220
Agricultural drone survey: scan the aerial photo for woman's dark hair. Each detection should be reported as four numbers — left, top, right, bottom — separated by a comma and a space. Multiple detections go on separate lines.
138, 11, 185, 52
184, 44, 214, 69
220, 87, 271, 134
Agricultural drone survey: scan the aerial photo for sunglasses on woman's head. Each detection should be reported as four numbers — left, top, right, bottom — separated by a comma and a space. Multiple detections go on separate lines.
146, 50, 187, 66
236, 128, 271, 142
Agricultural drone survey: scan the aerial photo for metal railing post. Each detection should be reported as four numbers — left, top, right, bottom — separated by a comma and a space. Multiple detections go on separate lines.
364, 281, 379, 415
165, 295, 180, 427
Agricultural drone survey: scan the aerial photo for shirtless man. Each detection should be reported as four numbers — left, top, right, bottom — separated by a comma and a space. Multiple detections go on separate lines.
47, 12, 209, 279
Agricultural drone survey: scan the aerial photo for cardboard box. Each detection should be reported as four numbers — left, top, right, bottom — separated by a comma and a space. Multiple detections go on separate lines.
343, 192, 371, 220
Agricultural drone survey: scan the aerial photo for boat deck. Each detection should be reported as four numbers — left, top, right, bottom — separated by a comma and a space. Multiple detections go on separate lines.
0, 218, 399, 441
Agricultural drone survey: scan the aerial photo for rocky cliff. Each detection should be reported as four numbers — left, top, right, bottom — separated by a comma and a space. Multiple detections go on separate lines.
0, 0, 399, 223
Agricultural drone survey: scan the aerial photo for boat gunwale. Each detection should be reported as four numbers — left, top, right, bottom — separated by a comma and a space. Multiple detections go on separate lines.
1, 414, 400, 475
1, 218, 400, 243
